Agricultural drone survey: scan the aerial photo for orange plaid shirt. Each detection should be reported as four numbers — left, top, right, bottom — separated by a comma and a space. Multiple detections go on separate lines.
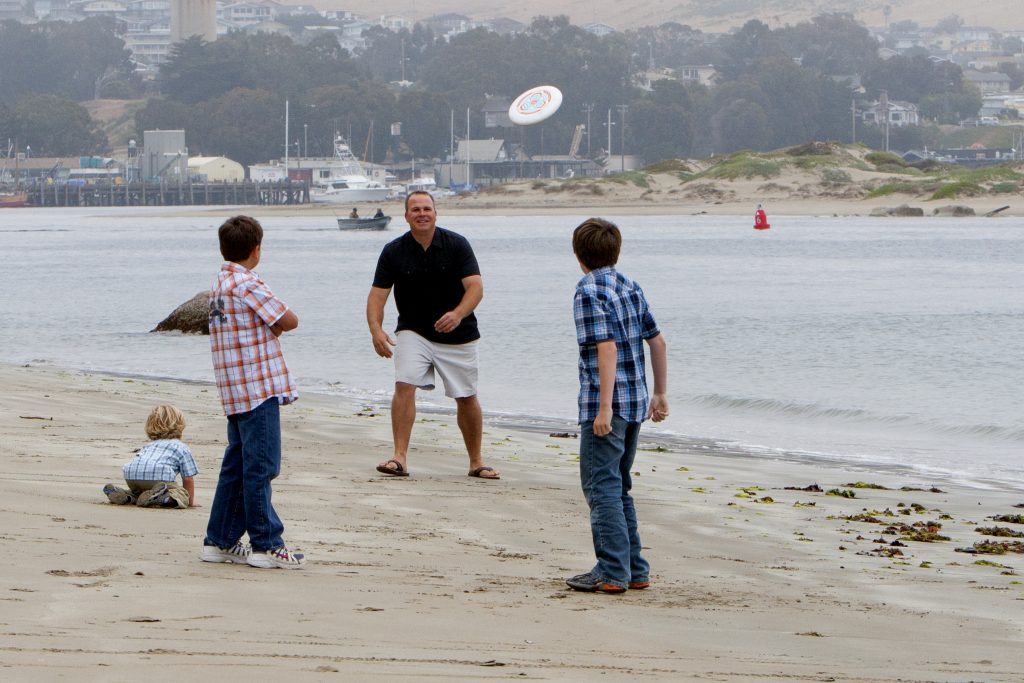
209, 262, 297, 416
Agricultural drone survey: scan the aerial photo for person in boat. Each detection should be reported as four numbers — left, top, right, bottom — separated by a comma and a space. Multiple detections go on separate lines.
366, 191, 499, 480
349, 208, 359, 219
374, 208, 384, 218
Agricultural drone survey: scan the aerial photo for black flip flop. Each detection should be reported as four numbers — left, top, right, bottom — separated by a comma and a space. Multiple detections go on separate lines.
468, 466, 500, 480
376, 459, 409, 476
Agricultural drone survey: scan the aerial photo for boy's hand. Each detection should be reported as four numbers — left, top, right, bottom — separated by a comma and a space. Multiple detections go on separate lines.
648, 394, 669, 422
593, 407, 613, 437
371, 329, 397, 358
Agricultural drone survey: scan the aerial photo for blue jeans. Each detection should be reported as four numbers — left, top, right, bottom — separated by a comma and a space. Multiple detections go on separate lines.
204, 398, 285, 552
579, 415, 649, 586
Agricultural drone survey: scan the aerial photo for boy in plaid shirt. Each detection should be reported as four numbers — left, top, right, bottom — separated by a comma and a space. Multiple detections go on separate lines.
567, 218, 668, 594
103, 405, 198, 508
200, 215, 305, 569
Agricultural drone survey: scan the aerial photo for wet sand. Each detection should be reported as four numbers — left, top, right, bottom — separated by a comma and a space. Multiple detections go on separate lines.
1, 363, 1022, 681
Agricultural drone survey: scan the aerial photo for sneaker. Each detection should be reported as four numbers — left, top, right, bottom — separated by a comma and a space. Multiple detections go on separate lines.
565, 571, 626, 594
628, 580, 651, 590
103, 483, 134, 505
201, 541, 251, 564
247, 546, 306, 569
138, 483, 174, 508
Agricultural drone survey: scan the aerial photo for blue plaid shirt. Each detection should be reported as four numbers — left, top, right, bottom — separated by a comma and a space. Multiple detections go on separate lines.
123, 439, 199, 482
574, 267, 660, 424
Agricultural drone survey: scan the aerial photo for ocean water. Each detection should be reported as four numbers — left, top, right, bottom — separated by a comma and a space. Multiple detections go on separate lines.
2, 207, 1022, 490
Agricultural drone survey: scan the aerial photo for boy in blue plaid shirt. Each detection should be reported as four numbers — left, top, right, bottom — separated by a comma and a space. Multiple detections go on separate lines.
567, 218, 668, 594
103, 405, 198, 508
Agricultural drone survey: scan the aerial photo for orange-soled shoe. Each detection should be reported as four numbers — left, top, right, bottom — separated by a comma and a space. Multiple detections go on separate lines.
628, 580, 650, 590
566, 572, 626, 594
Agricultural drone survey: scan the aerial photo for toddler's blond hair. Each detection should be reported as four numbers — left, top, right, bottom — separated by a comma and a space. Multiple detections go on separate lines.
145, 405, 186, 440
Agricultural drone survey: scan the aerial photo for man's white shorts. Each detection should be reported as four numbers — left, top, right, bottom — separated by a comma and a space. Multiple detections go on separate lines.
394, 330, 478, 398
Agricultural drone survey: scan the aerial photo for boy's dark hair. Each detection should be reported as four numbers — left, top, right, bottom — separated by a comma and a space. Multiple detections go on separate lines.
218, 215, 263, 262
573, 217, 621, 270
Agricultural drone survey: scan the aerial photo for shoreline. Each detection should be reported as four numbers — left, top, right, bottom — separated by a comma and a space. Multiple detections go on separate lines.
3, 362, 1023, 680
17, 360, 1019, 493
18, 190, 1018, 219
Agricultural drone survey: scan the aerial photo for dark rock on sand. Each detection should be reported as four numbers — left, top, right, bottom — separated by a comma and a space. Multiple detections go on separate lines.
152, 291, 210, 335
932, 205, 976, 217
870, 204, 924, 217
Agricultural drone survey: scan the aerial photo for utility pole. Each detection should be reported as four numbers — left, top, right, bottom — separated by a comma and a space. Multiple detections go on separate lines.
851, 99, 857, 144
881, 90, 890, 152
616, 104, 628, 172
581, 103, 594, 155
606, 108, 613, 159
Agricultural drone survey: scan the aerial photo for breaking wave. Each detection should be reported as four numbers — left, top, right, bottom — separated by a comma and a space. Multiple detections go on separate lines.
687, 394, 1024, 443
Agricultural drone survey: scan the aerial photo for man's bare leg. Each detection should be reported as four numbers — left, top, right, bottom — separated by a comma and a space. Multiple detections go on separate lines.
456, 395, 497, 478
378, 382, 416, 473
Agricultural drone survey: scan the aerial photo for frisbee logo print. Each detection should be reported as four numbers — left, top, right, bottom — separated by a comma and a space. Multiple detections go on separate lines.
509, 85, 563, 126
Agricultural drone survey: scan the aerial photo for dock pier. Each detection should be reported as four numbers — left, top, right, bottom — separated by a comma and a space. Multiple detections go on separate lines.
22, 179, 309, 207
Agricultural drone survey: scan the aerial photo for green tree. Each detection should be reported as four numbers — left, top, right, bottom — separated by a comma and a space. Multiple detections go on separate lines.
197, 88, 283, 166
919, 89, 982, 123
134, 98, 197, 135
160, 32, 361, 105
395, 90, 455, 158
161, 37, 245, 104
775, 14, 879, 76
714, 20, 787, 81
13, 94, 107, 155
862, 54, 965, 103
630, 80, 699, 162
711, 97, 771, 153
0, 18, 132, 102
934, 15, 964, 34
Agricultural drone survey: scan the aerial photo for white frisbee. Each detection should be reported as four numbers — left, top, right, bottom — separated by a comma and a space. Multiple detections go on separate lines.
508, 85, 563, 126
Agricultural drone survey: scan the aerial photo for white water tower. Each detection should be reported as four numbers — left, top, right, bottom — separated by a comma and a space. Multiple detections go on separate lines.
170, 0, 216, 44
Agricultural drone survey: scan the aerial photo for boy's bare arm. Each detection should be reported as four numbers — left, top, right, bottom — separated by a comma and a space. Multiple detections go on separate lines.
182, 476, 196, 507
270, 309, 298, 337
594, 339, 617, 436
646, 333, 669, 422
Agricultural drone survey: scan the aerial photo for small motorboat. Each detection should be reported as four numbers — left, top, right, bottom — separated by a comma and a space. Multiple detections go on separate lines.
337, 215, 391, 231
0, 190, 28, 208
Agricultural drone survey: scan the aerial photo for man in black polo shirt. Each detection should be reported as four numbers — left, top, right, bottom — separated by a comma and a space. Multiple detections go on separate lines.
366, 191, 500, 480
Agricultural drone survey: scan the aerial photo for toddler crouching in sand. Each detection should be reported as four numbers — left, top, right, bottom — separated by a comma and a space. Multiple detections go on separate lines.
103, 405, 198, 508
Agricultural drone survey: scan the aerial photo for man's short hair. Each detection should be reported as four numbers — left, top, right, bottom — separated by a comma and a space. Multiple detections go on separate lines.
218, 215, 263, 262
573, 218, 621, 270
405, 190, 435, 212
146, 404, 185, 441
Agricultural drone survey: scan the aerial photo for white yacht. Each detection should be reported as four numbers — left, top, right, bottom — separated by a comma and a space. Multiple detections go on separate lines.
309, 136, 390, 204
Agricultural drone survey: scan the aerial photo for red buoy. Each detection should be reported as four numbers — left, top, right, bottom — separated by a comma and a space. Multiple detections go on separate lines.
754, 205, 770, 230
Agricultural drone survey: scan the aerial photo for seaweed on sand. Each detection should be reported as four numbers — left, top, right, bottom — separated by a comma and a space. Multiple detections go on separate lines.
975, 527, 1024, 538
992, 514, 1024, 524
956, 541, 1024, 555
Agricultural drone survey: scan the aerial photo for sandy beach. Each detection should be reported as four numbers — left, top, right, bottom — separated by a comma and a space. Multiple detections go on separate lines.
1, 362, 1022, 681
